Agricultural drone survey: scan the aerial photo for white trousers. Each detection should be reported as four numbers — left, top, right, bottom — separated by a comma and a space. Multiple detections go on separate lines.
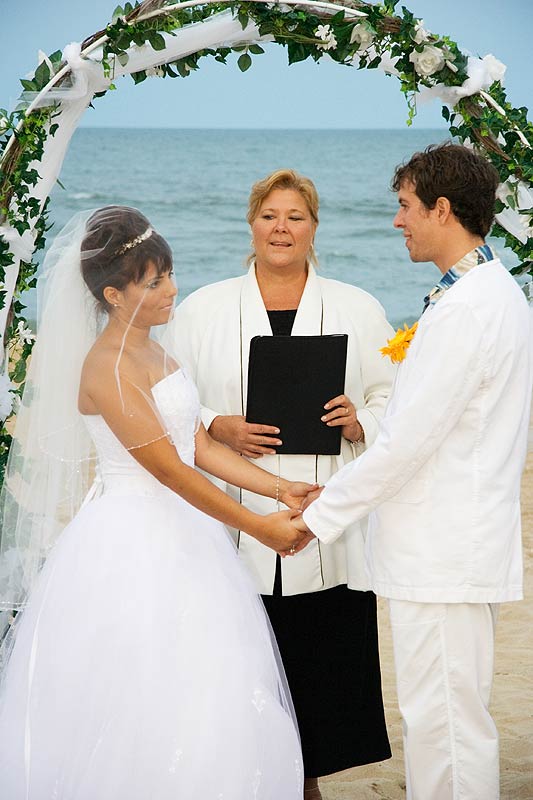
389, 600, 500, 800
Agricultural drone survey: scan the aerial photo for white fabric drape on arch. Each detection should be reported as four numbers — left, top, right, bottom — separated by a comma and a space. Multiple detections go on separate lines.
2, 6, 533, 349
0, 10, 272, 349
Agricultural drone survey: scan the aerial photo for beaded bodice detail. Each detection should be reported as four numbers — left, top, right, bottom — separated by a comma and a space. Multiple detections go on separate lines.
83, 369, 200, 496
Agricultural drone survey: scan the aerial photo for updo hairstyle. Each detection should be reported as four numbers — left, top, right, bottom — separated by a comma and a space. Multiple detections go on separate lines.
81, 205, 172, 312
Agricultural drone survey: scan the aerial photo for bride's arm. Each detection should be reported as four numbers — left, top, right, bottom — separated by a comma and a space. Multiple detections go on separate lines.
193, 423, 314, 510
86, 365, 303, 552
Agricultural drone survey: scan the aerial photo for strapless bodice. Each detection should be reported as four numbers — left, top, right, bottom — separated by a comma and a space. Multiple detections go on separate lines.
83, 369, 200, 497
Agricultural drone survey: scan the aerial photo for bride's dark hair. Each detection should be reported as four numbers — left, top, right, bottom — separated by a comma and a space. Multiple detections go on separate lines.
81, 205, 173, 311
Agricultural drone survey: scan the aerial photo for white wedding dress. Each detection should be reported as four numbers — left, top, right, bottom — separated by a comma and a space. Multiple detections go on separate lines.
0, 369, 303, 799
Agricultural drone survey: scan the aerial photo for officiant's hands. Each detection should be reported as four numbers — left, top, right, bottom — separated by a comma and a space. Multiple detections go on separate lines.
322, 394, 364, 445
209, 395, 364, 459
209, 415, 282, 459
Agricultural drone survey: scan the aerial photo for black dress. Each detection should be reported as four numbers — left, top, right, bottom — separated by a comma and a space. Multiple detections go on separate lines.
261, 310, 391, 779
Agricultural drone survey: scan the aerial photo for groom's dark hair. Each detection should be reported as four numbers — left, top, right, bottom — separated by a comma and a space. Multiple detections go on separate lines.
391, 142, 500, 238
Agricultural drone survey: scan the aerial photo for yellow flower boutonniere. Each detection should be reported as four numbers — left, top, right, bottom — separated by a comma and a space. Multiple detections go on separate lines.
380, 322, 418, 364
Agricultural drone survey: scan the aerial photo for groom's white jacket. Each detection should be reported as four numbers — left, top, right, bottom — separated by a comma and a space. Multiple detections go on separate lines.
165, 265, 395, 595
304, 259, 533, 603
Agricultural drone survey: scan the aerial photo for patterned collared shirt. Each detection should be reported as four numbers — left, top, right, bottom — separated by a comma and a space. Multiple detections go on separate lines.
423, 243, 495, 311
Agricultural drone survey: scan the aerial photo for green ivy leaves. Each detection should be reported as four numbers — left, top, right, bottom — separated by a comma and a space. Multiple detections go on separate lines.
238, 53, 252, 71
19, 50, 63, 97
234, 44, 264, 72
0, 0, 532, 484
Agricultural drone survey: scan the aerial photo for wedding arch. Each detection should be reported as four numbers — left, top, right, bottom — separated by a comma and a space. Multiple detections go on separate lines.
0, 0, 532, 475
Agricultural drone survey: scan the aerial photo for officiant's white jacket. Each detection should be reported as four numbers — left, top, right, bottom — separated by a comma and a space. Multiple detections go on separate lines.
304, 259, 533, 603
165, 265, 395, 595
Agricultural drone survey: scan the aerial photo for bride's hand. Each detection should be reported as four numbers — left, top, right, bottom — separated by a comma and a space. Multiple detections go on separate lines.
278, 513, 315, 557
258, 510, 313, 553
279, 481, 319, 511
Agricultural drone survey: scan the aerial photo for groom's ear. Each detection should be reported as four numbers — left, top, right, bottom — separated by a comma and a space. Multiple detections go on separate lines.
435, 196, 452, 225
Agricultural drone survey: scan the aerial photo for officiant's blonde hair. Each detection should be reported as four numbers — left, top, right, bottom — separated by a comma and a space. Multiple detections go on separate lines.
247, 169, 319, 226
246, 169, 319, 266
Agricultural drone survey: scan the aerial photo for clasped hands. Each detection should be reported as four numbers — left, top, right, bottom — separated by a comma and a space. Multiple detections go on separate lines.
209, 393, 361, 555
266, 482, 324, 557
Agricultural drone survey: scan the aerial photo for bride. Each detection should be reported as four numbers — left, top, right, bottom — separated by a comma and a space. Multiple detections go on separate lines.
0, 206, 309, 799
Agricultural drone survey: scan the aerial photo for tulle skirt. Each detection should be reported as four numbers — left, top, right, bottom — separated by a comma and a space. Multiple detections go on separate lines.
0, 491, 303, 799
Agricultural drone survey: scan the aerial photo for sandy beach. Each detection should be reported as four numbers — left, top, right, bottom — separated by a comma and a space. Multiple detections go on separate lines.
321, 421, 533, 800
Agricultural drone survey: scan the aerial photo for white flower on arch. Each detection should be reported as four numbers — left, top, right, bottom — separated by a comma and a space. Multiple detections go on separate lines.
350, 22, 375, 53
16, 321, 35, 346
0, 372, 16, 422
413, 20, 430, 45
315, 24, 337, 51
409, 44, 445, 77
146, 65, 165, 78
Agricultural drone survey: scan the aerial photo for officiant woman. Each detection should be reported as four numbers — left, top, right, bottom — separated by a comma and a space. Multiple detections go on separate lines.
166, 169, 394, 798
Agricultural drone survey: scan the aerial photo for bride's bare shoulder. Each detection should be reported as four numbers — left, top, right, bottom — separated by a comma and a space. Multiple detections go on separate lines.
80, 341, 148, 401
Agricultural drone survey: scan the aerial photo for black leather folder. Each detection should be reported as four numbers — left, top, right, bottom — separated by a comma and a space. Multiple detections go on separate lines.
245, 334, 348, 455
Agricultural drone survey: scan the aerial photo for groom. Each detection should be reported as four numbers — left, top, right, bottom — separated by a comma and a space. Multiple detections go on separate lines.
289, 143, 533, 799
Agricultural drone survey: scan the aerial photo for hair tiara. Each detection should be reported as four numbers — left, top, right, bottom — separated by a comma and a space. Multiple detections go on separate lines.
115, 226, 153, 257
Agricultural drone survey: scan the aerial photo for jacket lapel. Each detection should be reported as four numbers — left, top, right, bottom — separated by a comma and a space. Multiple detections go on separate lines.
291, 265, 324, 336
239, 265, 273, 406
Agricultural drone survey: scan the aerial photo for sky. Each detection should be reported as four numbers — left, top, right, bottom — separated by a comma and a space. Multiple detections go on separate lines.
1, 0, 532, 129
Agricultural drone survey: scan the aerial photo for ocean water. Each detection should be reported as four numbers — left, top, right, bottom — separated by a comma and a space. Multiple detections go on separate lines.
32, 127, 520, 328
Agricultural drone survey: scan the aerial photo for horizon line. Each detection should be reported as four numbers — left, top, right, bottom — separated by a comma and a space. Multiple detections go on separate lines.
76, 125, 450, 131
